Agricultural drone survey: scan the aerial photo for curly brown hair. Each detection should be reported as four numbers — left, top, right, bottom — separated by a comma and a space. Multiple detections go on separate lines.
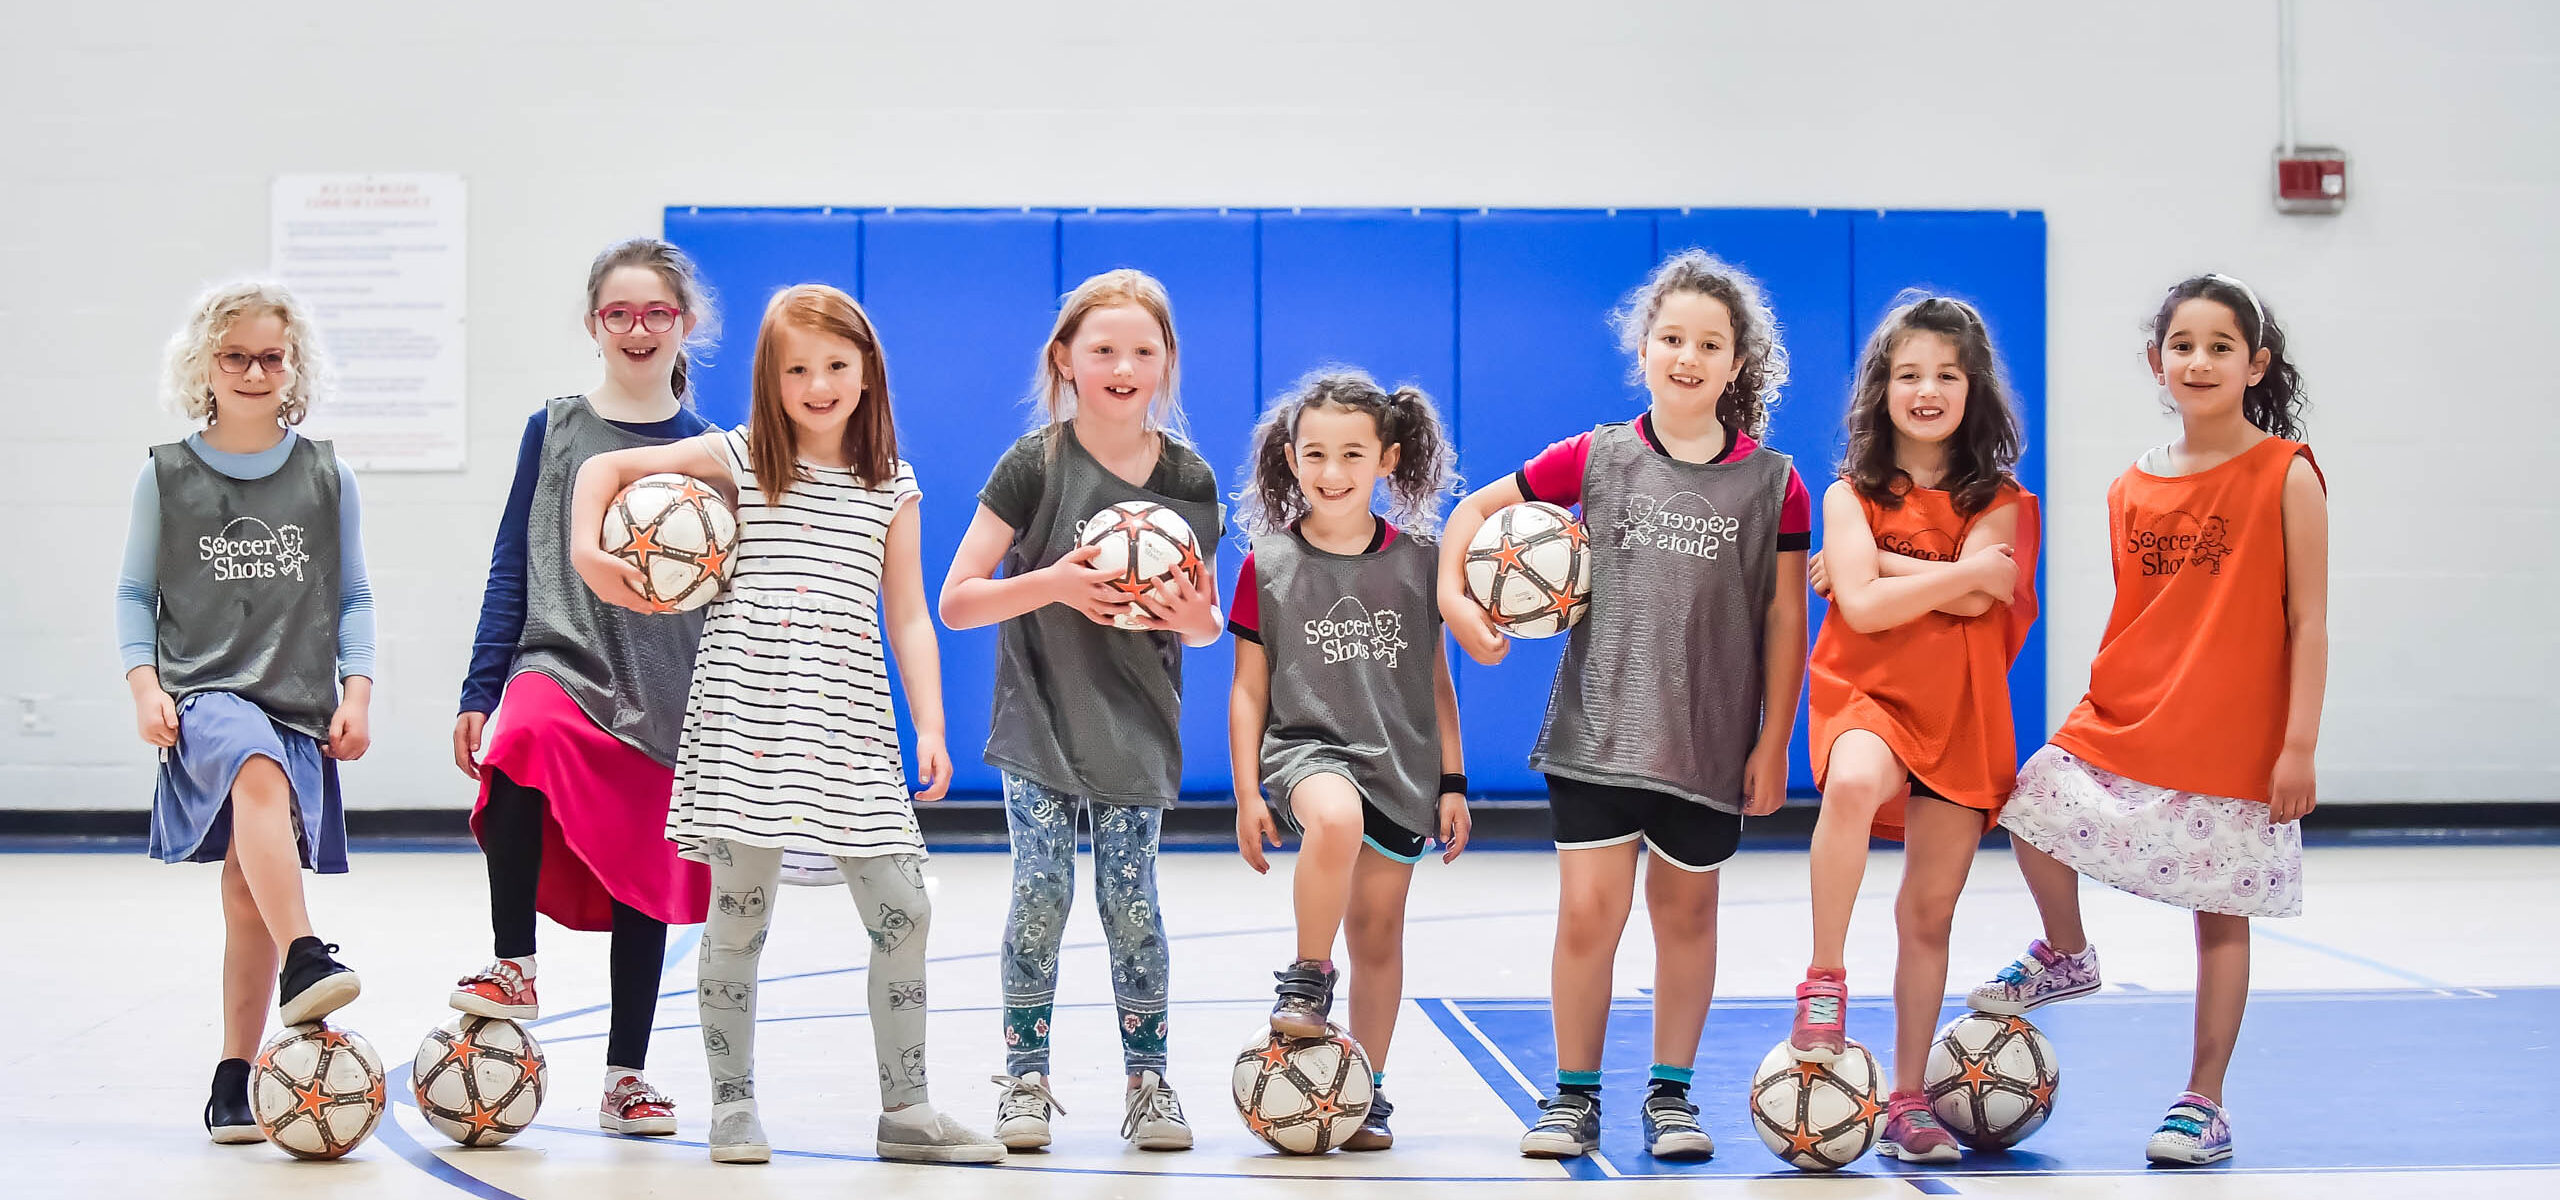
1611, 249, 1790, 437
1840, 292, 2021, 517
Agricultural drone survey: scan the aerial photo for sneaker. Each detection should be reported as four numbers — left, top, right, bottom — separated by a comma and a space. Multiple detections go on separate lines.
2145, 1092, 2233, 1166
1121, 1070, 1193, 1151
1642, 1090, 1714, 1159
1878, 1091, 1961, 1164
205, 1058, 262, 1145
1519, 1092, 1600, 1159
600, 1073, 679, 1136
1790, 967, 1848, 1062
1270, 959, 1337, 1039
991, 1072, 1063, 1151
276, 938, 360, 1027
449, 959, 538, 1020
1343, 1090, 1393, 1151
710, 1103, 769, 1164
877, 1104, 1007, 1164
1967, 939, 2101, 1015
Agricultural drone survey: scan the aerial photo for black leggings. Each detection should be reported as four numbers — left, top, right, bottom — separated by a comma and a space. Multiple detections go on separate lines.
481, 767, 667, 1070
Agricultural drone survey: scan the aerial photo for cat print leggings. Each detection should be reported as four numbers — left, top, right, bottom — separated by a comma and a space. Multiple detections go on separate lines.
696, 838, 934, 1109
999, 775, 1171, 1077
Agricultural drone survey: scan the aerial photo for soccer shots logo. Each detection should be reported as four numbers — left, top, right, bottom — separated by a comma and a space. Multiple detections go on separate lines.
1615, 491, 1741, 561
1302, 597, 1409, 668
2126, 511, 2234, 578
199, 517, 312, 582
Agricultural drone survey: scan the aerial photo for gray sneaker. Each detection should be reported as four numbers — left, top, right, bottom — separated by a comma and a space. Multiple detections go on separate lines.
877, 1104, 1006, 1164
991, 1072, 1062, 1151
709, 1104, 769, 1164
1967, 939, 2102, 1015
1519, 1092, 1600, 1159
1121, 1070, 1193, 1151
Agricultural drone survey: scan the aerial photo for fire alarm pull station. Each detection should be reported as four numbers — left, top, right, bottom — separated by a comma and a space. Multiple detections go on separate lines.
2274, 148, 2347, 215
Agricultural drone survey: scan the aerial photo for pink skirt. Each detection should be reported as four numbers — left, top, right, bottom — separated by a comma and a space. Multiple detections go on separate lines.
472, 671, 709, 931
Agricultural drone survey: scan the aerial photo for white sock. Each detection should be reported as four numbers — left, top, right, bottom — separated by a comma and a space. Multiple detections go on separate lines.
506, 954, 537, 977
604, 1065, 641, 1089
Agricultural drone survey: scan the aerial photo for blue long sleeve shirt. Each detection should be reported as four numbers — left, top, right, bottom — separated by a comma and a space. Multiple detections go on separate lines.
116, 431, 375, 680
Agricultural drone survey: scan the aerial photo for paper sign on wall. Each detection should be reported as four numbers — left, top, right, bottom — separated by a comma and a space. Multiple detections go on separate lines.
270, 173, 467, 471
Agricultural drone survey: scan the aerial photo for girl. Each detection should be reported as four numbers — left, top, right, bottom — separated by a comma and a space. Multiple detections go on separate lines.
939, 268, 1225, 1153
1787, 295, 2040, 1165
450, 237, 716, 1137
1230, 370, 1472, 1152
1965, 274, 2325, 1167
119, 280, 369, 1142
571, 284, 1002, 1165
1439, 250, 1813, 1162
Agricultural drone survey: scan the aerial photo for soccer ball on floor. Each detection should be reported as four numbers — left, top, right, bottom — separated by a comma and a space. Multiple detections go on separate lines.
603, 472, 738, 613
413, 1015, 549, 1147
1462, 501, 1590, 638
1076, 501, 1203, 630
253, 1023, 387, 1160
1749, 1037, 1885, 1172
1231, 1024, 1373, 1155
1925, 1012, 2059, 1150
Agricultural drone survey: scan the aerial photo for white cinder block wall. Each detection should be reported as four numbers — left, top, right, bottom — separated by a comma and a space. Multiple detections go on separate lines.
5, 1, 2553, 811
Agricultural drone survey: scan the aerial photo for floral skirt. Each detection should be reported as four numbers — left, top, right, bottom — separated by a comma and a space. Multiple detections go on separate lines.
1999, 745, 2302, 918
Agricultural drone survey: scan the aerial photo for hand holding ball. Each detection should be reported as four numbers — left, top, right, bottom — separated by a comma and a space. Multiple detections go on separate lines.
594, 473, 738, 613
1074, 501, 1204, 631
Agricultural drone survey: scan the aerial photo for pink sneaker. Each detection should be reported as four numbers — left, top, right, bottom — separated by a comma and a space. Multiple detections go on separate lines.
601, 1073, 678, 1136
1966, 939, 2100, 1015
450, 959, 538, 1020
1879, 1091, 1960, 1164
1789, 967, 1848, 1062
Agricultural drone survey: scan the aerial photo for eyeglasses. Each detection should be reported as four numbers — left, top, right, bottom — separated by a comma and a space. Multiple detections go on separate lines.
595, 304, 684, 335
215, 351, 291, 376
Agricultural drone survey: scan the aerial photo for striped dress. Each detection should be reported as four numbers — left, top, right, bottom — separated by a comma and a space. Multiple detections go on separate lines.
667, 427, 925, 861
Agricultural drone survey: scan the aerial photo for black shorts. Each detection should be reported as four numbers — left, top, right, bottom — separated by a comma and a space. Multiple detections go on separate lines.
1273, 777, 1428, 864
1545, 775, 1744, 872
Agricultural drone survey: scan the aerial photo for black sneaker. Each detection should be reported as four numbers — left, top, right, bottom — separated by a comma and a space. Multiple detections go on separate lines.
1344, 1090, 1393, 1151
277, 937, 361, 1026
1519, 1092, 1600, 1158
206, 1058, 263, 1144
1642, 1089, 1714, 1159
1269, 959, 1336, 1039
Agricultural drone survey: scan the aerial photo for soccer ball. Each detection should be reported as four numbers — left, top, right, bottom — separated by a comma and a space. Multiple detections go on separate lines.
1231, 1025, 1373, 1155
252, 1023, 387, 1160
1749, 1037, 1885, 1172
413, 1016, 549, 1147
603, 473, 738, 613
1463, 501, 1590, 638
1076, 501, 1203, 631
1925, 1012, 2059, 1150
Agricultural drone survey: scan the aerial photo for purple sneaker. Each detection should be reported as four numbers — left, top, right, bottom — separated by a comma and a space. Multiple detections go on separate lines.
1878, 1091, 1960, 1164
2145, 1092, 2233, 1165
1966, 939, 2100, 1015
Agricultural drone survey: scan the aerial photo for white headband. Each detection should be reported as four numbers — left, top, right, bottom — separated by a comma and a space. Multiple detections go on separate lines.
2203, 273, 2266, 332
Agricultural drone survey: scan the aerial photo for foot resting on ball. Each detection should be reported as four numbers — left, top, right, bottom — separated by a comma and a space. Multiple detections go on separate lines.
450, 957, 538, 1020
1269, 958, 1337, 1039
276, 937, 360, 1026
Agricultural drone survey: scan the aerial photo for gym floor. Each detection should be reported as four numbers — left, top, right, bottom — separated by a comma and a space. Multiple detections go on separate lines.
12, 839, 2556, 1198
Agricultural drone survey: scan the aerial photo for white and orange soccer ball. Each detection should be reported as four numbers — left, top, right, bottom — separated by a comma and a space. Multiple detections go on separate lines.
1750, 1037, 1886, 1172
603, 473, 738, 613
1463, 501, 1590, 639
413, 1015, 549, 1147
1076, 500, 1204, 631
252, 1023, 387, 1161
1231, 1025, 1373, 1155
1925, 1012, 2059, 1150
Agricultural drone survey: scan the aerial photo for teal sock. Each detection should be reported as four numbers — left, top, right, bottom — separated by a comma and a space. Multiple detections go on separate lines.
1649, 1064, 1693, 1100
1557, 1069, 1602, 1099
1372, 1070, 1385, 1089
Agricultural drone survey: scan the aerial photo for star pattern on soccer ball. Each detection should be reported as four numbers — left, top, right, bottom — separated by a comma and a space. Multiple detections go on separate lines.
287, 1075, 336, 1124
675, 479, 713, 505
1957, 1055, 1997, 1091
1489, 536, 1529, 575
1307, 1094, 1343, 1124
1544, 587, 1584, 626
1787, 1060, 1830, 1091
1254, 1040, 1295, 1072
1111, 508, 1157, 536
1849, 1087, 1886, 1126
1785, 1122, 1825, 1158
1175, 537, 1204, 580
1563, 519, 1588, 549
1243, 1108, 1277, 1139
2030, 1077, 2057, 1108
623, 523, 663, 570
459, 1095, 509, 1144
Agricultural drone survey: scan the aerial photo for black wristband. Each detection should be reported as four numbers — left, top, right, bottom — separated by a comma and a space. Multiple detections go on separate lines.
1439, 773, 1468, 796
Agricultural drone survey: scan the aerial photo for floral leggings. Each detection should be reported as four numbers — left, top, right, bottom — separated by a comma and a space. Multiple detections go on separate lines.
999, 774, 1170, 1077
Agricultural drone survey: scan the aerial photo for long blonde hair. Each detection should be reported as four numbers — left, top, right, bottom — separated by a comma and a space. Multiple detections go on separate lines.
1027, 268, 1193, 450
161, 280, 330, 426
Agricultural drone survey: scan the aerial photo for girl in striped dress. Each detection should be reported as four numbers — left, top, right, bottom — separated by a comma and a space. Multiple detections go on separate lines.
569, 284, 1002, 1166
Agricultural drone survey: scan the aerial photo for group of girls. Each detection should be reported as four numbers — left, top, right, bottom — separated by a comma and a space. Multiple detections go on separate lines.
129, 229, 2324, 1171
